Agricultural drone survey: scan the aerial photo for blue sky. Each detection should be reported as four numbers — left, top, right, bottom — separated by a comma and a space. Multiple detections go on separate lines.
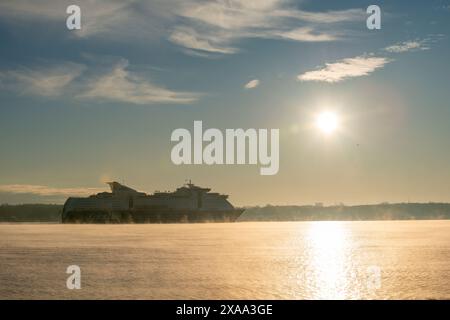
0, 0, 449, 205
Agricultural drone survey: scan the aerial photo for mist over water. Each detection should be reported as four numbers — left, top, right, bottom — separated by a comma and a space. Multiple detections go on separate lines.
1, 221, 449, 299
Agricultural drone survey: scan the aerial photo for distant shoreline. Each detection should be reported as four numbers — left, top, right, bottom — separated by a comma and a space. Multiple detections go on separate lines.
2, 203, 450, 223
1, 220, 450, 225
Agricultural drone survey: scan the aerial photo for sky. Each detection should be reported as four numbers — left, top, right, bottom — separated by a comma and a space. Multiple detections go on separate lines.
0, 0, 449, 206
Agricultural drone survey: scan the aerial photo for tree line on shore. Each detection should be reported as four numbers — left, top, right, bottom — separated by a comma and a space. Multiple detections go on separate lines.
2, 202, 450, 222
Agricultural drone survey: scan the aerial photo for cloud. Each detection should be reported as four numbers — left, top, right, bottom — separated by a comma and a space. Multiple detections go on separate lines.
297, 35, 442, 84
176, 1, 363, 30
169, 1, 364, 55
280, 8, 365, 23
0, 0, 164, 40
0, 63, 85, 96
79, 60, 200, 104
0, 184, 103, 197
0, 59, 200, 104
384, 40, 429, 53
384, 35, 445, 53
0, 1, 364, 57
273, 27, 339, 42
298, 56, 391, 83
169, 26, 238, 54
244, 79, 260, 89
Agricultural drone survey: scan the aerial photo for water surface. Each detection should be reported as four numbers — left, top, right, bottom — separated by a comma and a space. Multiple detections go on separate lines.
1, 221, 449, 299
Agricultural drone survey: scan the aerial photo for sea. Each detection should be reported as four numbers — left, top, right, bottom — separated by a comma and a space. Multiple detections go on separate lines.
0, 220, 449, 299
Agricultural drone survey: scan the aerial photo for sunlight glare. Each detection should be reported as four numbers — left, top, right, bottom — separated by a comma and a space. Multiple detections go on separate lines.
316, 111, 339, 134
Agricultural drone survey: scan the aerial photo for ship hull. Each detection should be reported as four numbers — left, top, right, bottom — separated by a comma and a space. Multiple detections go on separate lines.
62, 208, 244, 224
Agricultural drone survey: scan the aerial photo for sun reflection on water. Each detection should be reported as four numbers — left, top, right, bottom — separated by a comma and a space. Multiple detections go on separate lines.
305, 222, 353, 299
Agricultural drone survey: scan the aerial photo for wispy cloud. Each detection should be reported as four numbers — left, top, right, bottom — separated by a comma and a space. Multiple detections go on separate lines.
273, 27, 339, 42
0, 63, 84, 96
0, 0, 162, 40
169, 0, 364, 55
384, 40, 429, 53
244, 79, 260, 89
79, 60, 200, 104
280, 8, 365, 23
298, 34, 442, 84
0, 0, 364, 57
0, 59, 200, 105
384, 35, 445, 53
169, 26, 238, 55
0, 184, 103, 197
298, 56, 391, 83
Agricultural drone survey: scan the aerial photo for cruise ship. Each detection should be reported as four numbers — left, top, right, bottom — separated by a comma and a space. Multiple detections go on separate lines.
62, 181, 244, 223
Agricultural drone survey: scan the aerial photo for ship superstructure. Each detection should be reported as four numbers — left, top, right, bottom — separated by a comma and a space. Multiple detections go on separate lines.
62, 181, 243, 223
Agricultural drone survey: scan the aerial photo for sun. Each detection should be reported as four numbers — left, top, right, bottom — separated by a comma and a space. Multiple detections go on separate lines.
316, 111, 339, 134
